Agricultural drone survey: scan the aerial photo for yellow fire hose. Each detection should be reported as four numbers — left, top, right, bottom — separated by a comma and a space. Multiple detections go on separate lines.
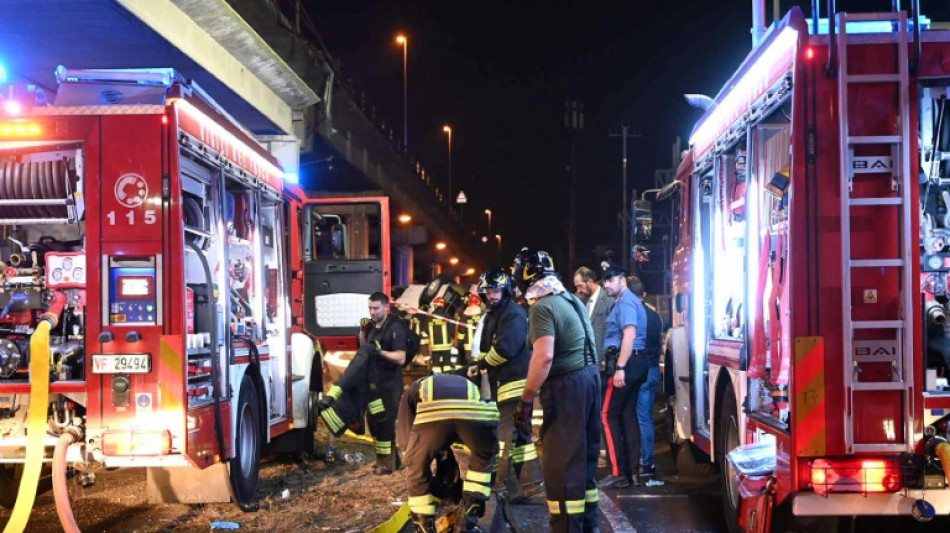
936, 441, 950, 487
3, 293, 64, 533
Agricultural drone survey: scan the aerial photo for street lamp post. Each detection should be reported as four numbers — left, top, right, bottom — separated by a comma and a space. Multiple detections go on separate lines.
396, 35, 408, 151
484, 209, 492, 236
495, 234, 502, 254
443, 125, 453, 202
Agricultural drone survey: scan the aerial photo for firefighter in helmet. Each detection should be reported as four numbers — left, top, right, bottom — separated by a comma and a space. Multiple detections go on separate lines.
398, 373, 499, 533
469, 267, 543, 500
511, 248, 601, 533
428, 296, 455, 372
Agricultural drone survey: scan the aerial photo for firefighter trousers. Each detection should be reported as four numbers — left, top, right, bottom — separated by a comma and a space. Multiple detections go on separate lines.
495, 398, 543, 498
404, 420, 498, 519
367, 370, 404, 470
539, 365, 601, 533
319, 385, 365, 438
319, 347, 372, 437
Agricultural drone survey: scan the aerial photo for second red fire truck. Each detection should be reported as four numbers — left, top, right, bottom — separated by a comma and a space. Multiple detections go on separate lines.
664, 6, 950, 532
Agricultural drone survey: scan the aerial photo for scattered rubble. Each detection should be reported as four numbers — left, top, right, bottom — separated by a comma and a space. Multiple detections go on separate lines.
0, 425, 409, 532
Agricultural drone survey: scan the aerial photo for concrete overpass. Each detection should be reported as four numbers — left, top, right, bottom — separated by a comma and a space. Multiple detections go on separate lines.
0, 0, 487, 283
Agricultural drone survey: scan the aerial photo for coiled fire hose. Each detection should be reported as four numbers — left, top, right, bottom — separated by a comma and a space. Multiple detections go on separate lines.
3, 291, 65, 533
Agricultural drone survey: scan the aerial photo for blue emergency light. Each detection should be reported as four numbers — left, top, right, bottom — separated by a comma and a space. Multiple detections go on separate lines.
810, 16, 931, 35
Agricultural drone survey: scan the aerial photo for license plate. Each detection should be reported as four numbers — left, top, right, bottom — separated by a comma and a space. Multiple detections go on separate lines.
92, 354, 151, 374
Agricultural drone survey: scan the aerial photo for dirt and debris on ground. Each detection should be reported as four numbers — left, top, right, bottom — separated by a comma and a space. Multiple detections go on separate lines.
0, 425, 409, 532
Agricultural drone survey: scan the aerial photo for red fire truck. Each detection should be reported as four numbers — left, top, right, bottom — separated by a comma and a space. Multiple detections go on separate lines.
664, 6, 950, 531
0, 66, 327, 530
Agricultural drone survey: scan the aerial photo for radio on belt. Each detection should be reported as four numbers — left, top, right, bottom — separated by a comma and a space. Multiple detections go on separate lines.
106, 256, 162, 326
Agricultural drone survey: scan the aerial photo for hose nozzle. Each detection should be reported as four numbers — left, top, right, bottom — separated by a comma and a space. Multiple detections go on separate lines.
926, 300, 947, 327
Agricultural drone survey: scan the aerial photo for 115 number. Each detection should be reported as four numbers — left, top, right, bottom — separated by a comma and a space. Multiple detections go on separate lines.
106, 210, 157, 225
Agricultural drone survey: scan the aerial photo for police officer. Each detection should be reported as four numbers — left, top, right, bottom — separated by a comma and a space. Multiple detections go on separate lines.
320, 292, 408, 475
511, 248, 601, 533
468, 268, 543, 500
397, 373, 499, 533
599, 263, 649, 489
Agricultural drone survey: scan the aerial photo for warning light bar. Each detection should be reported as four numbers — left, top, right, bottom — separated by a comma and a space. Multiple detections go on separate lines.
0, 121, 41, 136
689, 26, 798, 156
810, 458, 902, 496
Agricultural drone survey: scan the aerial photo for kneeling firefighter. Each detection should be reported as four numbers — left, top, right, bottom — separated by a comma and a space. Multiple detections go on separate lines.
397, 373, 499, 533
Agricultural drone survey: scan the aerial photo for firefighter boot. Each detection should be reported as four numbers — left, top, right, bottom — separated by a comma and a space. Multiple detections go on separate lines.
373, 452, 398, 475
410, 512, 436, 533
453, 494, 485, 533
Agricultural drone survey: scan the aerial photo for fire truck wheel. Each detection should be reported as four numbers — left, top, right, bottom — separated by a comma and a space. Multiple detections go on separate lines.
299, 390, 318, 455
665, 395, 677, 446
0, 463, 23, 509
662, 351, 675, 397
230, 376, 262, 507
673, 440, 714, 478
718, 388, 742, 533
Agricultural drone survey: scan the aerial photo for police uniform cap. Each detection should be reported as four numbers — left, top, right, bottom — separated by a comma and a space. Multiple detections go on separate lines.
601, 260, 627, 280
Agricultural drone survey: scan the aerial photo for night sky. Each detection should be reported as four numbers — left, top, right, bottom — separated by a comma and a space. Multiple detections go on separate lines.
306, 0, 948, 273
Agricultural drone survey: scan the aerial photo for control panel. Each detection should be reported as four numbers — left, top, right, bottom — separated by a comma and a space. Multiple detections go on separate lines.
106, 256, 161, 326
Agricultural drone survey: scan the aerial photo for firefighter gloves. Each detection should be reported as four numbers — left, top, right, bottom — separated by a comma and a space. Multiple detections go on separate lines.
318, 396, 335, 412
514, 399, 533, 434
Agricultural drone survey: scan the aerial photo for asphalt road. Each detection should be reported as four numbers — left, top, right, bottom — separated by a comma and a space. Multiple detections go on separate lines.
4, 402, 950, 532
599, 409, 950, 533
479, 404, 950, 533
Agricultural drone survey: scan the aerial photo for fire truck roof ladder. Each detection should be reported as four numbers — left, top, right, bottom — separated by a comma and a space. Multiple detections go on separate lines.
837, 11, 915, 454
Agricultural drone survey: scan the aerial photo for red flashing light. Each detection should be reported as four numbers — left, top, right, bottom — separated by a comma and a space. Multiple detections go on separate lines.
161, 115, 168, 125
0, 121, 42, 137
806, 47, 815, 60
810, 458, 902, 496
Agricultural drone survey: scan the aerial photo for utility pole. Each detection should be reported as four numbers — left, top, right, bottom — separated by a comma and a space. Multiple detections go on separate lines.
609, 125, 641, 272
565, 100, 584, 274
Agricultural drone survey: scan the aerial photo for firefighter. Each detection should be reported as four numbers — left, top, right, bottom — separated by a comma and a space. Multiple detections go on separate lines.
457, 294, 484, 360
319, 291, 408, 475
397, 373, 499, 533
599, 262, 648, 489
511, 248, 601, 533
468, 267, 543, 500
428, 297, 455, 372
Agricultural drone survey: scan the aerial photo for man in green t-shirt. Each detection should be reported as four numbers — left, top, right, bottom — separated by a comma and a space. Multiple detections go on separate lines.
511, 248, 601, 533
